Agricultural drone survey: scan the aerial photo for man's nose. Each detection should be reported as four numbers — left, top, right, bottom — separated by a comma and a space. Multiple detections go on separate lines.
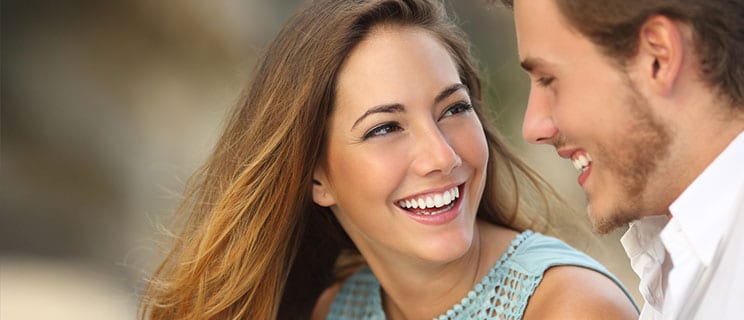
522, 89, 557, 144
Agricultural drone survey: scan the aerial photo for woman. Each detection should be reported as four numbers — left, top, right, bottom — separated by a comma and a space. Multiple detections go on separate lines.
140, 0, 638, 319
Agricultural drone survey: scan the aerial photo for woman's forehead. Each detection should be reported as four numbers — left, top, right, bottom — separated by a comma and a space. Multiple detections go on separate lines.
333, 26, 461, 114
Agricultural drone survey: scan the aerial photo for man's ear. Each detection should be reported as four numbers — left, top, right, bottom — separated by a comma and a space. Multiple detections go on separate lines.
312, 166, 336, 207
636, 15, 686, 96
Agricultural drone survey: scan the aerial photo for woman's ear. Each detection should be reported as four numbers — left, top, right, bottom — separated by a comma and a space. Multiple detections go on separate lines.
312, 166, 336, 207
636, 15, 686, 96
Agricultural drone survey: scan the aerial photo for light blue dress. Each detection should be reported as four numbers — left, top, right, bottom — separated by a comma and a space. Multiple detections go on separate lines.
327, 230, 638, 319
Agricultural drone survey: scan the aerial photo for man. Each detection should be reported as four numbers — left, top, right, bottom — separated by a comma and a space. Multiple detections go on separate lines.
497, 0, 744, 319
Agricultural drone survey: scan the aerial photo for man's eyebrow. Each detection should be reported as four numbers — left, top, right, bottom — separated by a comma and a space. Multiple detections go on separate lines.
350, 83, 468, 130
351, 103, 404, 130
520, 57, 544, 72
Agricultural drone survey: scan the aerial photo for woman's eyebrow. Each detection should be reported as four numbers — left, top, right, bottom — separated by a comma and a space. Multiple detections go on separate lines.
350, 83, 467, 130
434, 83, 468, 104
351, 103, 404, 130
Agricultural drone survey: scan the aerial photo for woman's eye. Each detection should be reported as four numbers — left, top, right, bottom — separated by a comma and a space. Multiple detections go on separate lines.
442, 102, 473, 117
363, 122, 402, 139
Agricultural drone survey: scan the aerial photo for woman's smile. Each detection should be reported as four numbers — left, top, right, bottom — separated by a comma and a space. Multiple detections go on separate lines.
395, 184, 465, 225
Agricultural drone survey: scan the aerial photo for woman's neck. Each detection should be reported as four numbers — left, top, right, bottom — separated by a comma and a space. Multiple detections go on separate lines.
368, 221, 517, 320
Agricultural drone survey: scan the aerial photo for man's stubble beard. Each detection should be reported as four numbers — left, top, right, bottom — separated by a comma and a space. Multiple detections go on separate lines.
589, 81, 673, 234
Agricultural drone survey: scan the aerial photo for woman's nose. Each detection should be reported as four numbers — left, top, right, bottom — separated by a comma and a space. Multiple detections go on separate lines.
412, 126, 462, 177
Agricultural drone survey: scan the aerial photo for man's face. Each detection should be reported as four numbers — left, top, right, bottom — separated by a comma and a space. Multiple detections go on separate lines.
513, 0, 672, 233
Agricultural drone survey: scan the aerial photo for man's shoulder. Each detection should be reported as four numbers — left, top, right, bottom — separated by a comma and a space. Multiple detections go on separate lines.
678, 198, 744, 318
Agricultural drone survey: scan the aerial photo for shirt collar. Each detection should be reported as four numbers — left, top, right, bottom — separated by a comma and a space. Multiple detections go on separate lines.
621, 215, 669, 312
621, 215, 669, 259
667, 130, 744, 265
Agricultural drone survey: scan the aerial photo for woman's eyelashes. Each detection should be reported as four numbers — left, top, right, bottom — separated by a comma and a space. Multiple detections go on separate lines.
360, 101, 473, 141
441, 101, 473, 118
363, 122, 403, 140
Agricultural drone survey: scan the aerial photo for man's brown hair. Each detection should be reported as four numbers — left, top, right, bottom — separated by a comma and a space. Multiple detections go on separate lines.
500, 0, 744, 108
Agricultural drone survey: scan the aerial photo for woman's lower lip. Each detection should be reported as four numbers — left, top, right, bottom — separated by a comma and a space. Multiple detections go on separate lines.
401, 187, 463, 225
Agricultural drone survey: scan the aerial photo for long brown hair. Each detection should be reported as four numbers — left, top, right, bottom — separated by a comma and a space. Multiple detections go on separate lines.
139, 0, 563, 318
499, 0, 744, 108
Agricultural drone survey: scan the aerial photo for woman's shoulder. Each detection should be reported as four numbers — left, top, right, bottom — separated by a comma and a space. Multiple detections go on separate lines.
502, 231, 638, 319
506, 231, 606, 275
311, 266, 382, 320
522, 264, 639, 319
311, 282, 342, 320
479, 225, 590, 275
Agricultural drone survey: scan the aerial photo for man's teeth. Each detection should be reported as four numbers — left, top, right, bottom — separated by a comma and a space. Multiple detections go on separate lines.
571, 154, 592, 172
398, 186, 459, 210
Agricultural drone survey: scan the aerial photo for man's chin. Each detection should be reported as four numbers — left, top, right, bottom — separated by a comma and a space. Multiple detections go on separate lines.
587, 203, 640, 235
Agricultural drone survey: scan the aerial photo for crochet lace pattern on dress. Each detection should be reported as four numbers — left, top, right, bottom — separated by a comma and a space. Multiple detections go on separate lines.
327, 230, 541, 320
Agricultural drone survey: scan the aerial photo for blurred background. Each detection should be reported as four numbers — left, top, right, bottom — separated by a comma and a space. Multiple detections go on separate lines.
1, 0, 639, 318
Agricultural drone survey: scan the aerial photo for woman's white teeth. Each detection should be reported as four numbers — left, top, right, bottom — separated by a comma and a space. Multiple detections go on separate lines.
571, 154, 591, 172
398, 186, 460, 211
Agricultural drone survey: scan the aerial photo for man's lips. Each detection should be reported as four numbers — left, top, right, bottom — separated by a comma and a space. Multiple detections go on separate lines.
571, 152, 592, 172
557, 148, 593, 186
557, 148, 578, 159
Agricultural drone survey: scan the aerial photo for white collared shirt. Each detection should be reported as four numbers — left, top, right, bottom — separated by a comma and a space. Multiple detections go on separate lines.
621, 131, 744, 320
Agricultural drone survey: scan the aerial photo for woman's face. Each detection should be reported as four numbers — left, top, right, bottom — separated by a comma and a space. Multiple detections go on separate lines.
312, 26, 489, 265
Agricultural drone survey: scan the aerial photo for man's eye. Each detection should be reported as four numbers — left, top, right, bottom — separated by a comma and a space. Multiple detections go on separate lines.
363, 122, 402, 139
537, 76, 555, 87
